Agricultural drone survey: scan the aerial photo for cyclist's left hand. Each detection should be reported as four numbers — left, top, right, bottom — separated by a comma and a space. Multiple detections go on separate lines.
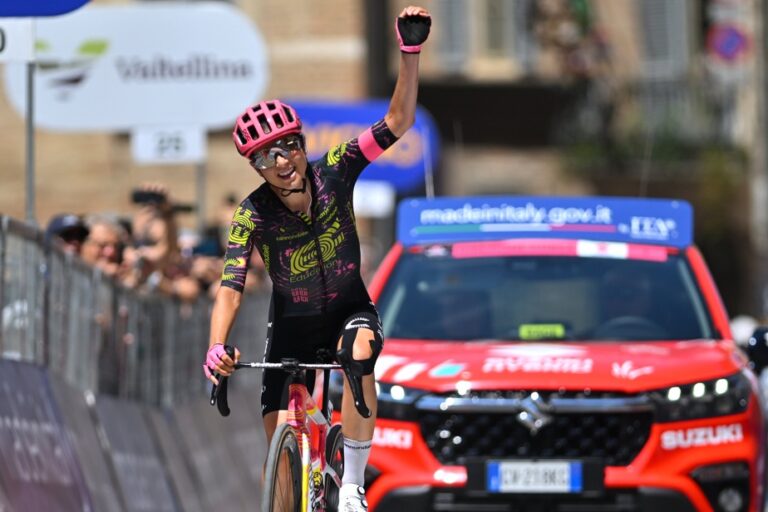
396, 6, 431, 54
203, 343, 240, 385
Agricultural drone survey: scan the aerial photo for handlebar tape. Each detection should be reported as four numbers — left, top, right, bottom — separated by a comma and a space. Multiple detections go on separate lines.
209, 345, 236, 417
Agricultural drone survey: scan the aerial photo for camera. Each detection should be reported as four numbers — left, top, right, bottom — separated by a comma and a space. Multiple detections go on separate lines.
131, 189, 166, 205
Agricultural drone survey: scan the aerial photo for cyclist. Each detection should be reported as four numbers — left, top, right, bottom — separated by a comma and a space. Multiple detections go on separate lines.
203, 6, 431, 511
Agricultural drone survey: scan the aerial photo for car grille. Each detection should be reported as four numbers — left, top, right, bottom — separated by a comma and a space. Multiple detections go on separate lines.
417, 390, 653, 466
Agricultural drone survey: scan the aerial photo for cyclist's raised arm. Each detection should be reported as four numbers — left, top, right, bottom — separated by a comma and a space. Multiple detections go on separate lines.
329, 5, 430, 187
384, 5, 430, 137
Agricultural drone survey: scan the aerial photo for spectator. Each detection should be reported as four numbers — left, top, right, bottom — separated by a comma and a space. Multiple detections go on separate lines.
45, 214, 89, 255
217, 193, 239, 249
122, 184, 201, 302
188, 228, 226, 298
80, 215, 129, 278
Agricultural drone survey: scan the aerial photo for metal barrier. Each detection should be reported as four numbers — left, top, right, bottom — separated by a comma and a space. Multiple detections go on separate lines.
0, 215, 270, 407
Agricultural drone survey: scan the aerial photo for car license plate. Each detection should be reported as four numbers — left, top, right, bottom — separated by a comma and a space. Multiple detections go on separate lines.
487, 460, 582, 493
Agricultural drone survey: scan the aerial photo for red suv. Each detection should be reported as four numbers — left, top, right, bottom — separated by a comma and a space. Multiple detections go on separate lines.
332, 196, 767, 512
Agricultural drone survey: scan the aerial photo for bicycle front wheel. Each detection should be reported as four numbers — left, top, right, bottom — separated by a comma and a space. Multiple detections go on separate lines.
262, 423, 302, 512
324, 424, 344, 512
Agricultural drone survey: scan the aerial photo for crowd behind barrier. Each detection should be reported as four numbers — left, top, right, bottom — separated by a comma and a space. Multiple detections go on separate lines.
1, 212, 271, 406
0, 212, 276, 511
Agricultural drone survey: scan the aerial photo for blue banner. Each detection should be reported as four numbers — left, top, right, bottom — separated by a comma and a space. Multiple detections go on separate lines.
397, 196, 693, 248
289, 99, 440, 193
0, 0, 89, 16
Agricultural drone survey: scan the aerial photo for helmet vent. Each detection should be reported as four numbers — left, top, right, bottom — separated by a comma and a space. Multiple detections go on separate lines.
236, 128, 247, 145
247, 125, 258, 141
241, 113, 251, 123
284, 108, 295, 123
256, 113, 271, 134
273, 114, 284, 129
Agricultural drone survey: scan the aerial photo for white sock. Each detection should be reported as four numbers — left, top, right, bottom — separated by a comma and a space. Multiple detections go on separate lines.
341, 437, 371, 487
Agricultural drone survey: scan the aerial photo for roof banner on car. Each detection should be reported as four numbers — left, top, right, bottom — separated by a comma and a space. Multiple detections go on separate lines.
397, 196, 693, 248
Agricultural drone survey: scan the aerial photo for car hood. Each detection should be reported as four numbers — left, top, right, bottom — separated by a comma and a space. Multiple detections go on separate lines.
376, 339, 745, 393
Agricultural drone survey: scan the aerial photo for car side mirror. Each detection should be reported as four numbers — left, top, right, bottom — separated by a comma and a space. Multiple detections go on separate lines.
746, 327, 768, 375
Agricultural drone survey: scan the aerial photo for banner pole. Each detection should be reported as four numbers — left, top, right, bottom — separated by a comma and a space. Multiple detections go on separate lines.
422, 125, 434, 199
25, 61, 36, 225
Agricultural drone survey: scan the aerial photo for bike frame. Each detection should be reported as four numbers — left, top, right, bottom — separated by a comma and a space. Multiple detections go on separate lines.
212, 355, 353, 512
284, 372, 340, 512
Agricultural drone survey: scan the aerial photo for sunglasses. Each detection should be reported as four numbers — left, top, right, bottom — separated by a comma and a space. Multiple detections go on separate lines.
250, 134, 305, 170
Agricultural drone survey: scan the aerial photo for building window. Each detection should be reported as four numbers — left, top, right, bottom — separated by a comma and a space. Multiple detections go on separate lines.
637, 0, 690, 80
427, 0, 536, 81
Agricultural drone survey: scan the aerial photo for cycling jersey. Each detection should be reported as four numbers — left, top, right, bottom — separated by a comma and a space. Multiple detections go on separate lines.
220, 119, 399, 317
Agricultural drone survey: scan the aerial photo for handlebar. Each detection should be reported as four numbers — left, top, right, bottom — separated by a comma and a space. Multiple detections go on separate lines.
209, 348, 372, 418
234, 360, 342, 371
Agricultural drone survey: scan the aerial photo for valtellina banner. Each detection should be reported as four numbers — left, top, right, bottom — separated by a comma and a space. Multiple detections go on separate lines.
1, 2, 269, 131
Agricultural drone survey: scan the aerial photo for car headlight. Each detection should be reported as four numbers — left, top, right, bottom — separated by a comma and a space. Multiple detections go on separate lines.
650, 372, 751, 422
327, 371, 422, 421
376, 381, 423, 421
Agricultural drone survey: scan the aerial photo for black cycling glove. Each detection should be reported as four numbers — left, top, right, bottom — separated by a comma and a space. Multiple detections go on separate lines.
396, 14, 431, 53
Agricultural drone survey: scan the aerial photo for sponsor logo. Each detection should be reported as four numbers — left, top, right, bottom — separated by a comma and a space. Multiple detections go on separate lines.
418, 203, 613, 226
612, 361, 654, 380
373, 427, 413, 450
326, 142, 348, 166
515, 394, 553, 435
621, 216, 678, 241
345, 317, 370, 330
115, 55, 253, 81
289, 220, 345, 275
483, 357, 593, 374
660, 423, 743, 450
36, 39, 109, 101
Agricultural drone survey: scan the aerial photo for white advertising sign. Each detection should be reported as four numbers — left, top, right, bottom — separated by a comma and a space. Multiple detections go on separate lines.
131, 126, 206, 165
0, 19, 35, 63
2, 3, 268, 131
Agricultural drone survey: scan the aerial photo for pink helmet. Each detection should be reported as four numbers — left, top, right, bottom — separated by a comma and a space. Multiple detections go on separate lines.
232, 100, 303, 158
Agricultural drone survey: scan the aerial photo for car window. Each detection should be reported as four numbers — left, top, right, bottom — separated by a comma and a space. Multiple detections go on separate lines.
377, 249, 715, 341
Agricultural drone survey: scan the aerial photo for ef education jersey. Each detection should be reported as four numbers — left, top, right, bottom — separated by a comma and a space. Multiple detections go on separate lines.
220, 119, 398, 316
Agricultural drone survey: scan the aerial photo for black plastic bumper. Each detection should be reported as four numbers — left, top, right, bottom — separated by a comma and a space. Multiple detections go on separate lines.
373, 486, 697, 512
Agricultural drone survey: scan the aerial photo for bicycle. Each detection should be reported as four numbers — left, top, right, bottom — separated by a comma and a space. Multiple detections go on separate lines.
209, 346, 371, 512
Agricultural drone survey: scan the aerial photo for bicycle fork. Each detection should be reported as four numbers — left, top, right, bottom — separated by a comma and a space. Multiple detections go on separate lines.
294, 425, 334, 511
287, 381, 333, 512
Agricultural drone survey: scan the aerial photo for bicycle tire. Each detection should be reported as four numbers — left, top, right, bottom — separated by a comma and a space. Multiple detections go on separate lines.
261, 423, 303, 512
324, 424, 344, 512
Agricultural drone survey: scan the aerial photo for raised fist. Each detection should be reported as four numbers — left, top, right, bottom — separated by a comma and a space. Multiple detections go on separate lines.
395, 6, 431, 54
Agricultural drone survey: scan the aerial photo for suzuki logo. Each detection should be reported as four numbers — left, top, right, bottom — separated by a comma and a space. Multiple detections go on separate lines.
515, 393, 553, 435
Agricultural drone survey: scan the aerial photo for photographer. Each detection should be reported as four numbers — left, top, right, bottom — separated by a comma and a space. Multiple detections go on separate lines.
122, 184, 200, 302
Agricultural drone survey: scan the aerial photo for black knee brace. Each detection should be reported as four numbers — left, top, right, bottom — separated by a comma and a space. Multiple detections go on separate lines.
336, 312, 384, 418
335, 313, 383, 376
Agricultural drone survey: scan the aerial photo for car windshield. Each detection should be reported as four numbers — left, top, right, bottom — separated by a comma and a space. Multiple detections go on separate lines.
377, 248, 716, 342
